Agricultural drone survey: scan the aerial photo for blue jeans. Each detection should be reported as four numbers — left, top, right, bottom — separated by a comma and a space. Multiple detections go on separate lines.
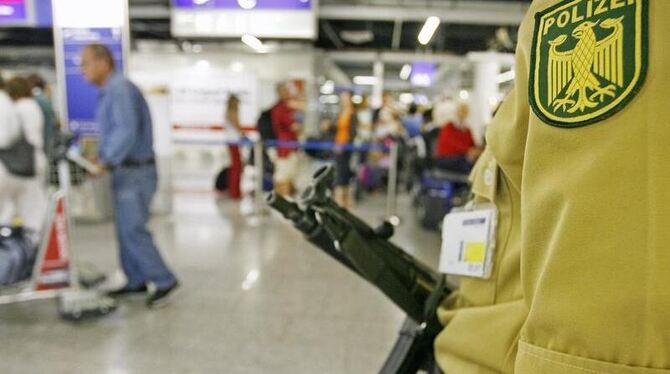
112, 165, 176, 289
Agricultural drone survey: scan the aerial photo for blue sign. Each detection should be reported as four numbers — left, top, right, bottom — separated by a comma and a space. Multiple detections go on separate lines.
34, 0, 52, 27
410, 62, 437, 88
0, 0, 52, 27
61, 27, 124, 135
0, 0, 27, 25
173, 0, 312, 10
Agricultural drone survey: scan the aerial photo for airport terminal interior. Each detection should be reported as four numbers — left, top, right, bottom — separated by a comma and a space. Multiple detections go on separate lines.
0, 0, 535, 373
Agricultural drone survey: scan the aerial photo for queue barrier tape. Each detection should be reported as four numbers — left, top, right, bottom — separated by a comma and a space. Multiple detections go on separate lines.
172, 137, 401, 218
173, 138, 391, 153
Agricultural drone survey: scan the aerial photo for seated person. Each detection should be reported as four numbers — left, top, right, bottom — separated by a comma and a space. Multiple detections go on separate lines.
434, 101, 482, 174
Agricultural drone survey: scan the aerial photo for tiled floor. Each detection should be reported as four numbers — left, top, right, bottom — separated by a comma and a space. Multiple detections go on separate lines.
0, 162, 442, 374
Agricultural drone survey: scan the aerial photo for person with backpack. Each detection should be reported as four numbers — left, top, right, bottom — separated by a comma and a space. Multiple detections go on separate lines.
271, 82, 301, 196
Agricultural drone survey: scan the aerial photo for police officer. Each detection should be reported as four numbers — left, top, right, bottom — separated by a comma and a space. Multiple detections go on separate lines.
436, 0, 670, 372
81, 44, 179, 308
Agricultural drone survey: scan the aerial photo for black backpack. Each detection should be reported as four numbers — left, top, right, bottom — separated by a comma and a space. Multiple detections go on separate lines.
214, 168, 230, 192
257, 107, 276, 141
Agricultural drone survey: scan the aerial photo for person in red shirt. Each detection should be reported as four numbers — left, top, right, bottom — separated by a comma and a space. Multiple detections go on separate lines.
434, 102, 482, 174
271, 83, 301, 196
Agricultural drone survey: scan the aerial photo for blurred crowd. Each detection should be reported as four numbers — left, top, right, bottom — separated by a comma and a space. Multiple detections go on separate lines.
0, 73, 57, 234
313, 91, 485, 209
220, 84, 488, 212
0, 71, 488, 222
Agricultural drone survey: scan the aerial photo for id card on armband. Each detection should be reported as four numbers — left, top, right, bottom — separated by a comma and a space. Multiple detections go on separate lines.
439, 204, 497, 279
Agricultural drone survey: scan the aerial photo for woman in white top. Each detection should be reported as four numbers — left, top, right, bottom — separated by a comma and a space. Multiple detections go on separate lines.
0, 77, 21, 227
1, 77, 48, 232
0, 77, 19, 150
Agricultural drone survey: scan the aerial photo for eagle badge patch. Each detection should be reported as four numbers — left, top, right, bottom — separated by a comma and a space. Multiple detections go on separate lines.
530, 0, 648, 128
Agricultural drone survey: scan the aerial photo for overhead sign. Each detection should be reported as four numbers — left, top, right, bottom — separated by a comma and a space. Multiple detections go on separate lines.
171, 0, 316, 39
410, 62, 437, 88
173, 0, 312, 10
0, 0, 52, 27
34, 0, 51, 26
0, 0, 27, 25
62, 28, 125, 135
170, 68, 258, 142
52, 0, 129, 136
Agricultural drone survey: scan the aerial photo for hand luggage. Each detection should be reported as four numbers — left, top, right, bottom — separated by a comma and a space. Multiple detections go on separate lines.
0, 226, 37, 286
214, 168, 230, 192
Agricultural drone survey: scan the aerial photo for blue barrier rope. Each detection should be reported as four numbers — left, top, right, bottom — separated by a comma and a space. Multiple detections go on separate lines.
264, 140, 390, 152
172, 138, 391, 152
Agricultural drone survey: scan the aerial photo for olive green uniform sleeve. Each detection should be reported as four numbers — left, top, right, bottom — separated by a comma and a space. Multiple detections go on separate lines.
510, 0, 670, 372
434, 83, 530, 373
438, 1, 670, 371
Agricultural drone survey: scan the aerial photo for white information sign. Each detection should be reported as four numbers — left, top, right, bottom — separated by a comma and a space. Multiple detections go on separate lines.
170, 69, 259, 142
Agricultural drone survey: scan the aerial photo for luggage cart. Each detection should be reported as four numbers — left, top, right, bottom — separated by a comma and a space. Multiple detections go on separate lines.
0, 134, 116, 321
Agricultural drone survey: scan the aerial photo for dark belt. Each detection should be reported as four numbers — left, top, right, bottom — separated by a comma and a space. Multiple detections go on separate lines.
118, 158, 155, 169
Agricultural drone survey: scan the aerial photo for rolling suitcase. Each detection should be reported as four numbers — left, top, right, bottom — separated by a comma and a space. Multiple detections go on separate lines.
0, 226, 37, 286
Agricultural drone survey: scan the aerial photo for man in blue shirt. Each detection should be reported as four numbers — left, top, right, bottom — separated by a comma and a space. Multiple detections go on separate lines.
81, 44, 178, 308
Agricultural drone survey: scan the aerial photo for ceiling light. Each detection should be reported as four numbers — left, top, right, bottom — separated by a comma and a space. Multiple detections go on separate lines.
459, 90, 470, 101
241, 34, 266, 53
399, 64, 412, 80
418, 16, 440, 46
0, 6, 14, 16
353, 76, 379, 86
399, 93, 414, 105
411, 73, 432, 87
320, 80, 335, 95
238, 0, 257, 9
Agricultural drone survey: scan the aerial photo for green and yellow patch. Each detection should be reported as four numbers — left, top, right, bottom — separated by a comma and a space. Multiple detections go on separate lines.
530, 0, 648, 128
